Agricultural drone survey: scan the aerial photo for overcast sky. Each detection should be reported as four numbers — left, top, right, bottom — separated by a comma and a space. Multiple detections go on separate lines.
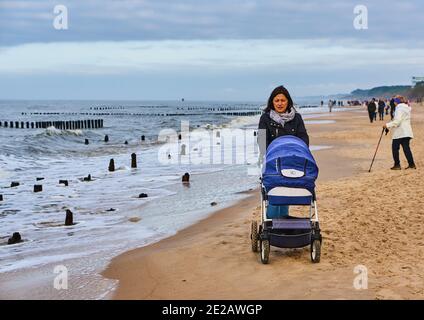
0, 0, 423, 100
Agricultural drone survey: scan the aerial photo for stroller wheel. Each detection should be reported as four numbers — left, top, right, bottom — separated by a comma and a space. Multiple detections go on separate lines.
260, 240, 270, 264
250, 221, 258, 252
310, 240, 321, 263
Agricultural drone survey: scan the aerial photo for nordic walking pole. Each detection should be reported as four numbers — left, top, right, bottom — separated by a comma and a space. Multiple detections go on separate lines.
368, 127, 388, 172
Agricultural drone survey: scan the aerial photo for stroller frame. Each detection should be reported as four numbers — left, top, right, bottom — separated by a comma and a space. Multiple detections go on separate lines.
251, 181, 322, 264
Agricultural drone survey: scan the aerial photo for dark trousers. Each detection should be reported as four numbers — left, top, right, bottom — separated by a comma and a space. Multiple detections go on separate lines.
392, 137, 415, 166
378, 111, 384, 120
368, 111, 375, 123
390, 107, 395, 120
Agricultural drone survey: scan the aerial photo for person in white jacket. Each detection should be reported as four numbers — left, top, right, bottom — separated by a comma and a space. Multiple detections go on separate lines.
383, 96, 416, 170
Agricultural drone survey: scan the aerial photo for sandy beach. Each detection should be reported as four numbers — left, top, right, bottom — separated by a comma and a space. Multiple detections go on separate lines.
103, 103, 424, 300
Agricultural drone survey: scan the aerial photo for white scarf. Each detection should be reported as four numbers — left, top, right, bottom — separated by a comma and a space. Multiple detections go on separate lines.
270, 108, 296, 127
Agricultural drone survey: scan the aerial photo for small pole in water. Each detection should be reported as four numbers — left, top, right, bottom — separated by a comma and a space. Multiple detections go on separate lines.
34, 185, 43, 193
109, 159, 115, 172
11, 182, 19, 188
0, 194, 3, 201
131, 153, 137, 168
65, 209, 73, 226
7, 232, 22, 245
182, 172, 190, 183
85, 139, 89, 145
141, 135, 145, 141
124, 140, 128, 145
59, 180, 69, 187
104, 135, 109, 143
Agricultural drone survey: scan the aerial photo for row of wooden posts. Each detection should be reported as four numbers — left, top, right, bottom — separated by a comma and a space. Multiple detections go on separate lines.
185, 107, 259, 111
90, 106, 125, 110
2, 177, 73, 244
0, 152, 192, 200
90, 131, 257, 150
90, 134, 179, 145
0, 119, 104, 130
1, 153, 191, 244
5, 208, 74, 244
18, 110, 262, 117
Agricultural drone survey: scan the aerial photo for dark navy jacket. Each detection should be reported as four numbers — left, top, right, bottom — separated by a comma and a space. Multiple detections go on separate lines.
258, 112, 309, 157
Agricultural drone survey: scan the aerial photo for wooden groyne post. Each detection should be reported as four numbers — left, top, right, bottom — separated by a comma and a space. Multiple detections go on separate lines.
109, 159, 115, 172
182, 172, 190, 183
65, 209, 74, 226
131, 153, 137, 168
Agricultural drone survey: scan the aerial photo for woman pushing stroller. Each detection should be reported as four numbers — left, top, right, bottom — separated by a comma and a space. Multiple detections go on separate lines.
252, 85, 321, 264
257, 86, 310, 219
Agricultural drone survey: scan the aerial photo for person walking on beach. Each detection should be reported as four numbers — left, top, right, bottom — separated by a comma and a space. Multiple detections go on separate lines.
383, 96, 416, 170
258, 85, 309, 218
367, 99, 377, 123
373, 99, 377, 121
378, 99, 386, 121
389, 97, 396, 120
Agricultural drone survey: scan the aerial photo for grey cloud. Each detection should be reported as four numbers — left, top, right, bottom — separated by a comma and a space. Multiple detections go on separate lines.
0, 0, 423, 47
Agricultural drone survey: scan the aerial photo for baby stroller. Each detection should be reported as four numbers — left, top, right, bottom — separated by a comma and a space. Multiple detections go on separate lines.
251, 135, 322, 264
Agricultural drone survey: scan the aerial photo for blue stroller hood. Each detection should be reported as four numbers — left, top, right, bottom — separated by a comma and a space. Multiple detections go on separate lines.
262, 135, 319, 195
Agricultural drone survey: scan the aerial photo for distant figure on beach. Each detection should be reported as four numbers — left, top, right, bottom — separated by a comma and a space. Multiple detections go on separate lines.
328, 100, 333, 112
373, 99, 377, 121
367, 99, 377, 123
378, 99, 386, 121
389, 97, 396, 120
383, 96, 416, 170
258, 85, 309, 218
